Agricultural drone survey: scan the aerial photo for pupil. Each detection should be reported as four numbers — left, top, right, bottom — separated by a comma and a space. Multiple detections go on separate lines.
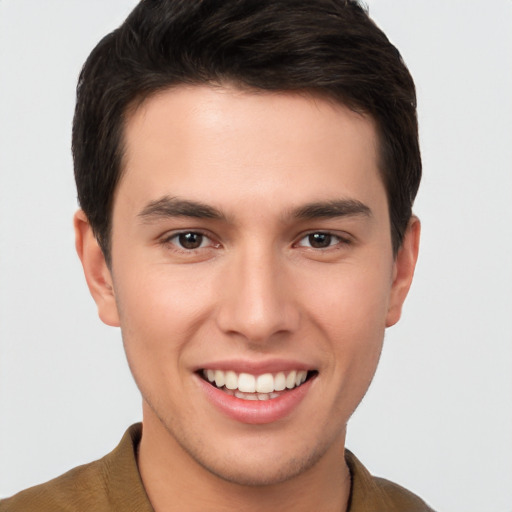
309, 233, 331, 248
179, 232, 202, 249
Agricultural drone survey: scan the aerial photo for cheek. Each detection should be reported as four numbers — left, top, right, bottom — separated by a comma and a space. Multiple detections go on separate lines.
303, 259, 392, 387
112, 264, 219, 358
314, 270, 390, 405
304, 260, 393, 333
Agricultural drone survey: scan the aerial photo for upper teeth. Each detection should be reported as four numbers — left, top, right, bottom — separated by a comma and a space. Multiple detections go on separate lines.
203, 369, 308, 393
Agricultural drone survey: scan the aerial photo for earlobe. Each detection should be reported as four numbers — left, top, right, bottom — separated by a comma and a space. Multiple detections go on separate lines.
385, 216, 421, 328
74, 210, 120, 327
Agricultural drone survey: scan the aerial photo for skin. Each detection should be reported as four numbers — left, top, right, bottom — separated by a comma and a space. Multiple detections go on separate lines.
75, 85, 420, 512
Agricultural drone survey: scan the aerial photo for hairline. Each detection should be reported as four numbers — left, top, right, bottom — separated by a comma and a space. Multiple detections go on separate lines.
100, 81, 400, 266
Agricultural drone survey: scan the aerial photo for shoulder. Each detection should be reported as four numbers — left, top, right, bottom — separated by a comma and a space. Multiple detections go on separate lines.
345, 450, 436, 512
0, 424, 150, 512
0, 458, 108, 512
371, 476, 436, 512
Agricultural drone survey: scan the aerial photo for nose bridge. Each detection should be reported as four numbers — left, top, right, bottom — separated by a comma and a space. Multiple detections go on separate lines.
216, 239, 298, 342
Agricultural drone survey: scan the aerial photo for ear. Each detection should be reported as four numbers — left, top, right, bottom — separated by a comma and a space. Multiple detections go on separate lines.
74, 210, 120, 327
385, 216, 421, 327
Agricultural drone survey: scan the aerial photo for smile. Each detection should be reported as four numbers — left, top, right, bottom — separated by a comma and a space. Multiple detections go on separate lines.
201, 369, 313, 401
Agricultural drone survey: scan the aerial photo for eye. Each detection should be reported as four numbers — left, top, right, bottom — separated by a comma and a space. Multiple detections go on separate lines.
296, 232, 348, 249
165, 231, 213, 250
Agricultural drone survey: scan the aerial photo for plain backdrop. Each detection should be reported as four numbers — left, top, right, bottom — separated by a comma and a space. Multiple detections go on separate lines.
1, 1, 511, 511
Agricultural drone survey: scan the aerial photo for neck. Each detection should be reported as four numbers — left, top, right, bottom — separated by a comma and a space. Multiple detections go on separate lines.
137, 406, 351, 512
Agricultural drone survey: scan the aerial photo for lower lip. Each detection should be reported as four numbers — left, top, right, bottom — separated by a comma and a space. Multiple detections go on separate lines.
197, 375, 314, 425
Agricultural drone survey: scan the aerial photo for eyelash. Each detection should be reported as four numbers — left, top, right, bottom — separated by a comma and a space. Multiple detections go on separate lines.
294, 231, 352, 250
160, 230, 351, 253
161, 231, 219, 252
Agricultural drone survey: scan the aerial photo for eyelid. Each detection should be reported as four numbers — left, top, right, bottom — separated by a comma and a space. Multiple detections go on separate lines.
294, 230, 353, 249
160, 229, 221, 251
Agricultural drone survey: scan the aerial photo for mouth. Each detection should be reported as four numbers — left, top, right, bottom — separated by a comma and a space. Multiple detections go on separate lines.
199, 369, 318, 401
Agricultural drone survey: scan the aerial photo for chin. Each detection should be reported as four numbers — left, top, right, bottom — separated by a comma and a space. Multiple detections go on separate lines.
197, 451, 324, 487
177, 430, 334, 488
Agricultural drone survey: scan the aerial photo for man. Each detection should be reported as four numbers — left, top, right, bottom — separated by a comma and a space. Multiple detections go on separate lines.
0, 0, 434, 510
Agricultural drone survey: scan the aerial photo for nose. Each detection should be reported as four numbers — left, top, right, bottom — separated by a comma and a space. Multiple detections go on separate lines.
215, 245, 300, 345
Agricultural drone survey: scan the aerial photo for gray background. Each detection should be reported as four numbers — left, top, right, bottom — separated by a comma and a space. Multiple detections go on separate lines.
1, 1, 511, 511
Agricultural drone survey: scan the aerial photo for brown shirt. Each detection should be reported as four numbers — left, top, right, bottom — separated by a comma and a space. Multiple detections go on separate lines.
0, 424, 435, 511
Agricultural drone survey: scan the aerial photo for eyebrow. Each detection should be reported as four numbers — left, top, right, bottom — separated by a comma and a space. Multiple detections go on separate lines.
291, 199, 372, 220
138, 196, 372, 223
138, 196, 225, 221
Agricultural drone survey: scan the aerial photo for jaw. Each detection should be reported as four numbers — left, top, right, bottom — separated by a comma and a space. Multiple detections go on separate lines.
140, 390, 348, 487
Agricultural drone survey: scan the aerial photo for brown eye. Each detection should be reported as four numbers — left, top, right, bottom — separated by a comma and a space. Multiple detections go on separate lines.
296, 232, 350, 250
307, 233, 333, 248
177, 232, 204, 249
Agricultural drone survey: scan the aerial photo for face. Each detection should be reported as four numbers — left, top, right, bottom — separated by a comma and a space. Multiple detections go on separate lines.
76, 85, 418, 486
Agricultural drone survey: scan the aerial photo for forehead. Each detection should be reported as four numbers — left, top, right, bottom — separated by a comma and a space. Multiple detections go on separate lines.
117, 85, 385, 217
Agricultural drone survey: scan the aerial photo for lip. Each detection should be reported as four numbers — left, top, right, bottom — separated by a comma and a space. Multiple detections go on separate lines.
193, 358, 313, 374
195, 370, 316, 425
